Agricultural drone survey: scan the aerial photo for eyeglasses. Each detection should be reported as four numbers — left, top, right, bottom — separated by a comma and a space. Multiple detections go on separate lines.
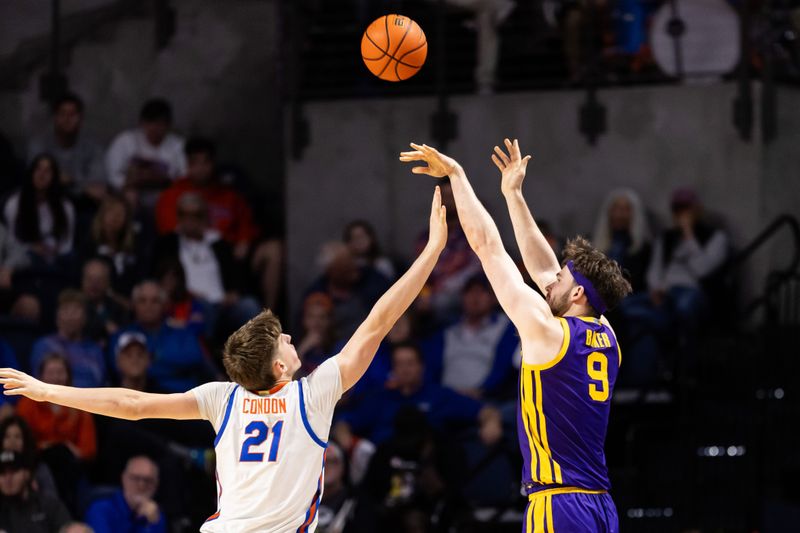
125, 473, 157, 486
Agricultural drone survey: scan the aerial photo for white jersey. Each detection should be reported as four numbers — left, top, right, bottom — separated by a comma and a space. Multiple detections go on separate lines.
192, 357, 343, 532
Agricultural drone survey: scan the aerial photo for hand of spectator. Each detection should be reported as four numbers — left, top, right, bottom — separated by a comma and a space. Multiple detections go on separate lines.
650, 289, 665, 307
492, 138, 532, 195
234, 242, 250, 261
478, 406, 503, 446
426, 186, 448, 254
0, 267, 12, 289
0, 368, 49, 402
133, 497, 161, 524
399, 143, 460, 178
676, 211, 695, 240
105, 320, 120, 336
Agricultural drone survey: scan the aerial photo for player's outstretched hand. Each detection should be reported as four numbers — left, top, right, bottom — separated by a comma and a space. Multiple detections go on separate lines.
492, 138, 532, 195
399, 143, 460, 178
427, 185, 448, 253
0, 368, 48, 402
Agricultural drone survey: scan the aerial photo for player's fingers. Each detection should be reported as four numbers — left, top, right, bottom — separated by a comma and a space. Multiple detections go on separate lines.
432, 185, 441, 210
512, 139, 522, 158
3, 388, 22, 396
491, 154, 504, 171
440, 205, 447, 223
522, 155, 532, 167
494, 146, 510, 165
412, 166, 430, 175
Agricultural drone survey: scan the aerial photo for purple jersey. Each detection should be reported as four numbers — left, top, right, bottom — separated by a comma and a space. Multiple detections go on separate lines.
517, 316, 620, 493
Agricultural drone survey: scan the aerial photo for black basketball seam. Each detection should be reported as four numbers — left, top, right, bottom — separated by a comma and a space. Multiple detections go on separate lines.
392, 20, 415, 81
364, 31, 426, 68
395, 34, 427, 78
375, 15, 392, 78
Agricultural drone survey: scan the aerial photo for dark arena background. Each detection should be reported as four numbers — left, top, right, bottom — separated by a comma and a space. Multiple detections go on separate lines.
1, 0, 799, 532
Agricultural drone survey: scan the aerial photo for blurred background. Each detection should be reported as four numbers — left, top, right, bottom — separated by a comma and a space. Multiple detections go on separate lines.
0, 0, 799, 532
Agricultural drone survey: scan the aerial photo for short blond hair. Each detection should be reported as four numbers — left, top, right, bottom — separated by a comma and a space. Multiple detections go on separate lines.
223, 309, 282, 390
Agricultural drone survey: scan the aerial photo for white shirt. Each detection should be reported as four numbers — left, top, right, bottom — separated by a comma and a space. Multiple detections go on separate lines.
104, 128, 186, 189
647, 231, 728, 291
2, 192, 75, 255
179, 232, 225, 304
442, 314, 511, 390
192, 357, 343, 533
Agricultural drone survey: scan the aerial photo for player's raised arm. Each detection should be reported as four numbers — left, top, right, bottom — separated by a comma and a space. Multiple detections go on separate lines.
336, 187, 447, 392
0, 367, 200, 421
399, 143, 555, 340
492, 138, 561, 293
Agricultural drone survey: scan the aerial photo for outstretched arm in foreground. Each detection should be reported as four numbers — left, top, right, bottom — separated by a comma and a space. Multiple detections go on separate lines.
492, 138, 561, 293
399, 143, 558, 345
336, 187, 447, 392
0, 368, 201, 421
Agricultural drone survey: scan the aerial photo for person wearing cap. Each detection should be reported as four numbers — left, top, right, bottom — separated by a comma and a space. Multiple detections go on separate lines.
0, 450, 71, 533
422, 273, 518, 400
114, 332, 154, 392
85, 455, 166, 533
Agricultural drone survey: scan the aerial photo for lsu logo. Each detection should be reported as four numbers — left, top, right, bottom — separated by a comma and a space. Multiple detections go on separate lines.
394, 17, 406, 27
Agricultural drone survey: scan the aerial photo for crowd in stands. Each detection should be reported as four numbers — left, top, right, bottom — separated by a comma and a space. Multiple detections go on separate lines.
0, 91, 732, 532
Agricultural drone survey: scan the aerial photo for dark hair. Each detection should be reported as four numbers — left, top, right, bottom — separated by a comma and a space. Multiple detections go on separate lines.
52, 92, 84, 115
561, 236, 632, 314
139, 98, 172, 123
58, 288, 86, 309
37, 352, 73, 385
223, 310, 282, 391
0, 416, 38, 468
14, 154, 69, 244
153, 257, 189, 301
343, 220, 382, 260
390, 341, 424, 363
184, 136, 216, 159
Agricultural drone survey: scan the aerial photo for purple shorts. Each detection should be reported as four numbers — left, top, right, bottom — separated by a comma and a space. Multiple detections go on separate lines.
522, 490, 618, 532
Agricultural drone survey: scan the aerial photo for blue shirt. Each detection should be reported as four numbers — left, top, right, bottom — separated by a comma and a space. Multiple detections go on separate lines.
339, 382, 483, 444
85, 490, 166, 533
0, 341, 19, 407
30, 335, 106, 387
109, 323, 214, 393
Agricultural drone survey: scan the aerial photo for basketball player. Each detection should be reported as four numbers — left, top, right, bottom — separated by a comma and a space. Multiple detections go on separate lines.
400, 141, 631, 532
0, 187, 449, 532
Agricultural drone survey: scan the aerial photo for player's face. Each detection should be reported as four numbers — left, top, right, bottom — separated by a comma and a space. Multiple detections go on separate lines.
276, 333, 301, 377
545, 266, 576, 317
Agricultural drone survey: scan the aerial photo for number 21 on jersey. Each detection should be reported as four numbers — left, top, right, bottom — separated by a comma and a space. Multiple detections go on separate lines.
587, 352, 609, 402
240, 420, 284, 462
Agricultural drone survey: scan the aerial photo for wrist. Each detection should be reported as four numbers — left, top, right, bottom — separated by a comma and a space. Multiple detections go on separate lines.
502, 187, 524, 200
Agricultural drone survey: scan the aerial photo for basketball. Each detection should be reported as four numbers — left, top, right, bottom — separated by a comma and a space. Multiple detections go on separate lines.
361, 14, 427, 82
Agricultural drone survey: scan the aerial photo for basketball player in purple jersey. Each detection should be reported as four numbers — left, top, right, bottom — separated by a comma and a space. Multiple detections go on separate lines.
401, 140, 632, 532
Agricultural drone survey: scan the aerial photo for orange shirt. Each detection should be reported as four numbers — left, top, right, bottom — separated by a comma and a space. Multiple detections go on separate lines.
17, 397, 97, 460
156, 178, 261, 245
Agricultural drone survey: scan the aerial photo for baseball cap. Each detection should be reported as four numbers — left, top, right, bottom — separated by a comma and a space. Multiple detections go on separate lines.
116, 332, 148, 357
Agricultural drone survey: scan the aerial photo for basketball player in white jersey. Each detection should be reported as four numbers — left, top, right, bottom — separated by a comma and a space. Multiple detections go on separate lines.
0, 187, 450, 533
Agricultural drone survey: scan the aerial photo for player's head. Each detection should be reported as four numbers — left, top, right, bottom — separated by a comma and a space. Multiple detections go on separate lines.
223, 310, 301, 391
545, 236, 632, 318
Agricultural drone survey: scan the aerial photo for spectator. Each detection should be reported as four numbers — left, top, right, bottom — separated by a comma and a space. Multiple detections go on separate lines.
3, 154, 76, 262
155, 137, 283, 311
153, 258, 207, 338
81, 259, 128, 347
306, 242, 390, 342
415, 181, 481, 326
0, 416, 58, 500
0, 221, 31, 312
317, 442, 357, 533
109, 280, 216, 393
333, 342, 502, 447
84, 194, 147, 298
28, 93, 106, 206
155, 137, 260, 260
423, 274, 517, 400
16, 353, 96, 513
622, 188, 729, 383
591, 188, 652, 292
105, 99, 186, 199
0, 450, 71, 533
113, 332, 155, 392
343, 220, 395, 281
85, 455, 166, 533
296, 292, 336, 375
0, 342, 19, 418
152, 193, 261, 340
357, 407, 469, 532
30, 290, 106, 388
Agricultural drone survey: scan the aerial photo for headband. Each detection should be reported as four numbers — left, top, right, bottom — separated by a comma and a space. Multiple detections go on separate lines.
566, 260, 607, 315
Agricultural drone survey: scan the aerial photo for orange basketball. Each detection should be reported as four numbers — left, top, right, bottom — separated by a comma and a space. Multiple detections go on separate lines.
361, 14, 427, 82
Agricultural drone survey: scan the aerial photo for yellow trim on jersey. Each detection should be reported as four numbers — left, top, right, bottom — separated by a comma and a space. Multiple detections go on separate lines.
522, 370, 548, 482
519, 369, 539, 486
522, 318, 571, 371
577, 315, 602, 324
534, 370, 563, 484
526, 496, 534, 531
527, 370, 553, 482
546, 495, 555, 532
533, 493, 546, 532
528, 486, 607, 501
